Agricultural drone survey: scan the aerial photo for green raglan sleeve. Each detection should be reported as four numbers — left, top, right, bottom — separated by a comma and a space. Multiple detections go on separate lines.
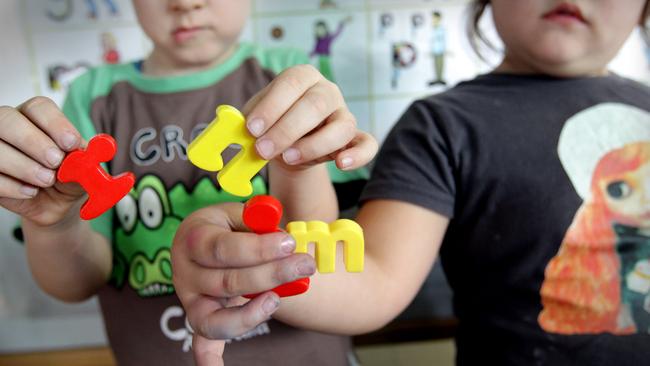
61, 71, 114, 241
258, 46, 310, 74
259, 46, 370, 211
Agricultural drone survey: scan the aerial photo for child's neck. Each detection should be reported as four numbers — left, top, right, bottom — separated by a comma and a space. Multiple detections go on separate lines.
495, 54, 609, 78
141, 45, 237, 77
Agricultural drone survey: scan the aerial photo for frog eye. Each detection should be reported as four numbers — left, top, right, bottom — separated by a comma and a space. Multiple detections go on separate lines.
606, 180, 632, 200
139, 187, 163, 230
116, 194, 137, 232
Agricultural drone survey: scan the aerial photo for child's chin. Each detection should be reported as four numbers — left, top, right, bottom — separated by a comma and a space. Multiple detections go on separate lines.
175, 51, 227, 69
174, 43, 215, 56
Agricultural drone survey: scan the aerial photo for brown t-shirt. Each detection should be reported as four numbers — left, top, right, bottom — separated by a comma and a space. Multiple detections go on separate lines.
63, 43, 364, 365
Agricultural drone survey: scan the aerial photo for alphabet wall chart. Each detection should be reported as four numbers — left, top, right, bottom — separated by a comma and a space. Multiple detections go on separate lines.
30, 0, 482, 144
22, 0, 650, 143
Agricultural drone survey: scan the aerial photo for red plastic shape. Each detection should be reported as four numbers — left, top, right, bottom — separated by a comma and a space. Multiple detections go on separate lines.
242, 195, 310, 299
57, 134, 135, 220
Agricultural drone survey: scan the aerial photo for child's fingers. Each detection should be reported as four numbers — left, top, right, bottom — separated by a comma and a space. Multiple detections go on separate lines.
47, 182, 87, 208
189, 291, 280, 341
334, 131, 378, 170
0, 140, 56, 188
281, 108, 356, 166
191, 253, 315, 298
240, 83, 271, 117
255, 81, 343, 160
0, 105, 66, 170
244, 64, 322, 139
192, 335, 225, 366
16, 97, 82, 152
186, 229, 297, 269
177, 205, 295, 269
0, 174, 38, 200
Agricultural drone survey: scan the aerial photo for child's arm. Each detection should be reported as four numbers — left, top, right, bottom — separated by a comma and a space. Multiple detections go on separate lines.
274, 199, 448, 333
0, 97, 111, 301
269, 160, 336, 222
241, 64, 376, 222
172, 198, 448, 365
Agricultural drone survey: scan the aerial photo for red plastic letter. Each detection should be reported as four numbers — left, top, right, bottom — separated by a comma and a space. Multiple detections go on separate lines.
242, 195, 310, 298
57, 134, 135, 220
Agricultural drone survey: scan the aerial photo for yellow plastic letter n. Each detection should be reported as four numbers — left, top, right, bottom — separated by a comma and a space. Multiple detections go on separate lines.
187, 105, 268, 197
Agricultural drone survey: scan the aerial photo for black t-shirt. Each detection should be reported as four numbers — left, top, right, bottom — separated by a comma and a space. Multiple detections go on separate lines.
361, 73, 650, 365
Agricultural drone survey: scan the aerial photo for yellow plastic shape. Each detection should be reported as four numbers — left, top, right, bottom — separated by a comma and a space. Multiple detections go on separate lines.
187, 105, 268, 197
287, 219, 364, 273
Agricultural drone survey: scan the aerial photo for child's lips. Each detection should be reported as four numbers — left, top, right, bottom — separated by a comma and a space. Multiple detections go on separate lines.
542, 3, 588, 26
172, 26, 206, 43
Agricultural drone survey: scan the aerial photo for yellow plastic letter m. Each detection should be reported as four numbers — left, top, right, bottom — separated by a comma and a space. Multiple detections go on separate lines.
287, 219, 364, 273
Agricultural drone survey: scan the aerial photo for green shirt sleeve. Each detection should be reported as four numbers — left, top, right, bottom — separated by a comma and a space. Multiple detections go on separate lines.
255, 46, 310, 74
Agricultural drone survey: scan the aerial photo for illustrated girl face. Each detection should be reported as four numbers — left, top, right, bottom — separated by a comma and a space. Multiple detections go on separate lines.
601, 161, 650, 229
315, 22, 328, 37
431, 12, 441, 27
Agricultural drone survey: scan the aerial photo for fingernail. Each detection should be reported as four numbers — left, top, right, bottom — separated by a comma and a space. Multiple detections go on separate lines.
340, 157, 353, 169
20, 186, 38, 197
256, 139, 274, 159
282, 148, 301, 165
247, 118, 264, 137
36, 167, 55, 185
61, 132, 79, 150
46, 147, 64, 167
262, 296, 280, 315
279, 236, 296, 255
296, 259, 316, 276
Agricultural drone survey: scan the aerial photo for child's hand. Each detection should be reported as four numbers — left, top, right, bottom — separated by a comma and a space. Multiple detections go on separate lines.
171, 203, 316, 366
242, 64, 377, 171
0, 97, 85, 226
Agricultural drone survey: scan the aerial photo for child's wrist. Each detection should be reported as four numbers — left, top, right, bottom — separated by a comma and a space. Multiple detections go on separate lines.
24, 202, 84, 234
269, 158, 322, 179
